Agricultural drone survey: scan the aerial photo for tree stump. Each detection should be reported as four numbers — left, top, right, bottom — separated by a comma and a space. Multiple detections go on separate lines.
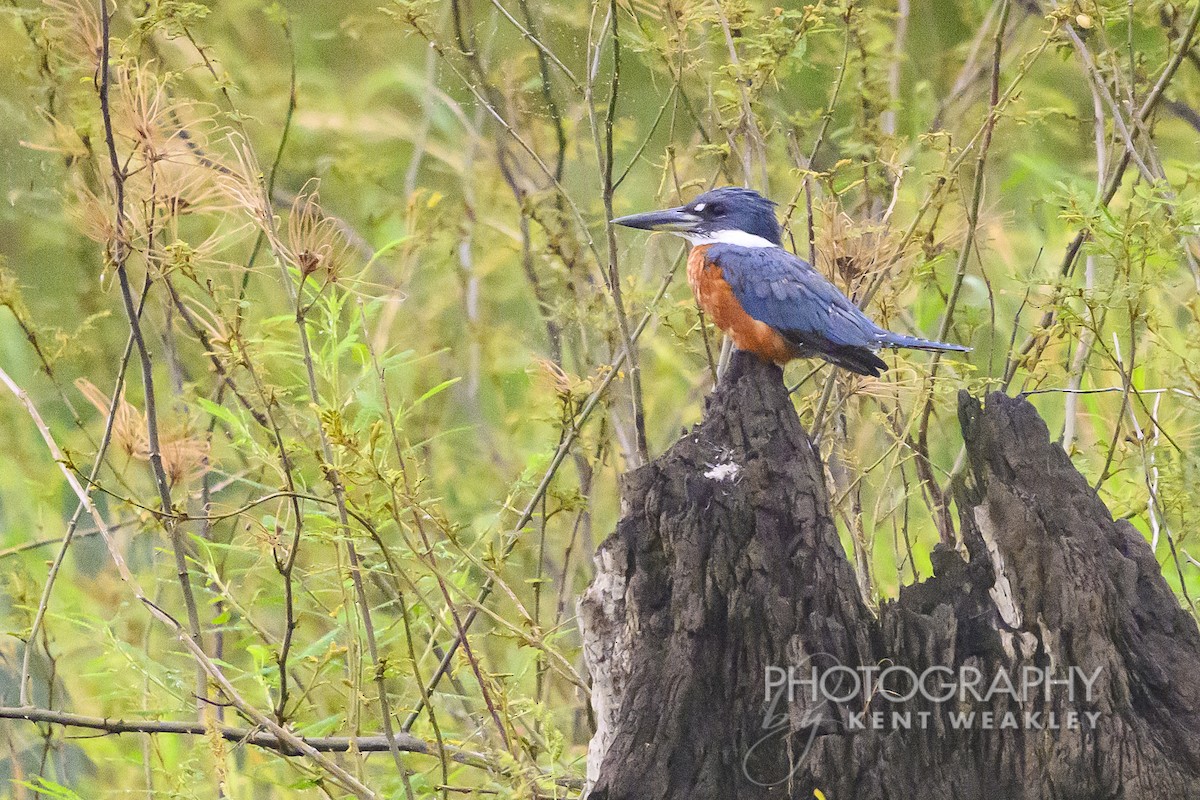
579, 350, 1200, 800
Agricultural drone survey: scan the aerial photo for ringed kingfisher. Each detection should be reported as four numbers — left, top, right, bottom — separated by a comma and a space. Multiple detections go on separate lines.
613, 187, 970, 376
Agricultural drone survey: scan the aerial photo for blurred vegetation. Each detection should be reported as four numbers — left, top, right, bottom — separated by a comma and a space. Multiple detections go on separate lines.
1, 0, 1199, 796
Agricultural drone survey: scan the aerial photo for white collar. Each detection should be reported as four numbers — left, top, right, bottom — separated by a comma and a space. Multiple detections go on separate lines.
679, 229, 779, 248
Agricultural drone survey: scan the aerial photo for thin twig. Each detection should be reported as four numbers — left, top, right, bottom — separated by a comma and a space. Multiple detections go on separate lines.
98, 0, 207, 714
590, 0, 649, 465
0, 705, 491, 767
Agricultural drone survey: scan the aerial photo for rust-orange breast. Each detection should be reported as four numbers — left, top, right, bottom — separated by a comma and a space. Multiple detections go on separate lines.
687, 245, 796, 364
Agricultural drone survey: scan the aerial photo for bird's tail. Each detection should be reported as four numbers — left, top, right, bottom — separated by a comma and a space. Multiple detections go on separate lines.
877, 331, 971, 353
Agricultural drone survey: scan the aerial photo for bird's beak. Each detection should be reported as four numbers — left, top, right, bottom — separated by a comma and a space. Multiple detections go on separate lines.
611, 206, 701, 233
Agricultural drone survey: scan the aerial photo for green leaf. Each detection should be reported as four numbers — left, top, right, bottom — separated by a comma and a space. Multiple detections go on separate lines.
195, 397, 239, 427
413, 377, 462, 406
14, 779, 84, 800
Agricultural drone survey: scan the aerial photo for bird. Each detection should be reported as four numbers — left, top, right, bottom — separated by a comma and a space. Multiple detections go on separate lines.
612, 187, 970, 377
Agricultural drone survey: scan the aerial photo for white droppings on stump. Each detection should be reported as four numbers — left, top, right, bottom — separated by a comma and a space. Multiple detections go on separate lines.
704, 461, 741, 482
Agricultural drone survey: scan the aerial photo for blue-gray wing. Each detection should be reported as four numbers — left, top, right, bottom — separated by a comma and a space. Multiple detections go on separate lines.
707, 244, 970, 376
708, 244, 883, 351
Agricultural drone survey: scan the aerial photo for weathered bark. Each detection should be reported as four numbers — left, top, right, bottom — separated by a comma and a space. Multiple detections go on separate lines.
580, 350, 1200, 800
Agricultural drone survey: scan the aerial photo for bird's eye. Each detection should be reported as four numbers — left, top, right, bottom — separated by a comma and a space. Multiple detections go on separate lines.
707, 203, 724, 215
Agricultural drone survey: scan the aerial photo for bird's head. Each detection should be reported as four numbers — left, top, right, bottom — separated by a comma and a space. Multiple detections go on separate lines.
612, 186, 782, 248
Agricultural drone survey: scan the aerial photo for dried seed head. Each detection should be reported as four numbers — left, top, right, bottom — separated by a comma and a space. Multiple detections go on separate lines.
67, 179, 117, 247
42, 0, 103, 74
75, 379, 209, 486
76, 378, 149, 461
816, 205, 897, 287
298, 250, 322, 276
285, 182, 357, 283
113, 67, 218, 168
159, 435, 210, 487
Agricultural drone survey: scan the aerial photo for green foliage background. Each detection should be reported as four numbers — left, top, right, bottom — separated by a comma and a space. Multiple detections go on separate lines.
1, 0, 1200, 796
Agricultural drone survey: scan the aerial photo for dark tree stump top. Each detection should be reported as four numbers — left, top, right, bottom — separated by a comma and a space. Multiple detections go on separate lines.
582, 353, 1200, 800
